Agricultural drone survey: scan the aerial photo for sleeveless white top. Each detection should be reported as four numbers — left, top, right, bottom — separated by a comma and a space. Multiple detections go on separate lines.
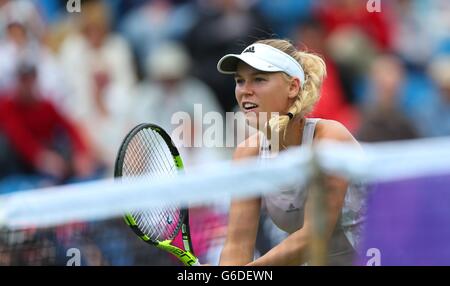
259, 118, 366, 264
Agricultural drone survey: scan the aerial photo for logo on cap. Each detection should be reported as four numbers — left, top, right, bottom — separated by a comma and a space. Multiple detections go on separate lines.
243, 46, 255, 53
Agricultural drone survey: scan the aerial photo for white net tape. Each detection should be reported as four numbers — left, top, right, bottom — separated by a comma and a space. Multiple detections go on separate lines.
1, 136, 450, 230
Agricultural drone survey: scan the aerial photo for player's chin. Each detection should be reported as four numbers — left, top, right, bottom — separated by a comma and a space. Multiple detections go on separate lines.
247, 111, 272, 132
244, 111, 260, 129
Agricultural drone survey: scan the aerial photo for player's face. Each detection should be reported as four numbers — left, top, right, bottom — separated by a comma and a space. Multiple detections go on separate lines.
234, 62, 296, 129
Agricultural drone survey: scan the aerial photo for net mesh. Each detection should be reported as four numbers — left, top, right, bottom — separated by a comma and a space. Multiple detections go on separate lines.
0, 137, 449, 266
0, 219, 180, 266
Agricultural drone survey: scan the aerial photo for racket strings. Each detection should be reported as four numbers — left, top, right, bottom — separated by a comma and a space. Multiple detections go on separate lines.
122, 128, 183, 242
144, 130, 176, 175
132, 130, 180, 241
139, 130, 180, 240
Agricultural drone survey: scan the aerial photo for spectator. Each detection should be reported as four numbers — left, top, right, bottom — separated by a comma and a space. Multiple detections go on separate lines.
0, 0, 46, 41
390, 0, 434, 68
0, 62, 98, 185
59, 0, 136, 172
0, 2, 68, 108
357, 55, 419, 142
315, 0, 395, 104
295, 17, 360, 133
411, 55, 450, 137
315, 0, 393, 51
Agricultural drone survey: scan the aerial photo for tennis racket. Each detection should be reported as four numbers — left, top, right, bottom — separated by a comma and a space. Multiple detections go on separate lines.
114, 123, 199, 266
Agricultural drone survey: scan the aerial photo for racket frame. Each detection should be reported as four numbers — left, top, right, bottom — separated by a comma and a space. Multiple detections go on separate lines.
114, 123, 198, 266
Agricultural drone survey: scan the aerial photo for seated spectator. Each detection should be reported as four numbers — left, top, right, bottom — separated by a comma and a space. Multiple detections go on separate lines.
0, 62, 99, 186
0, 1, 68, 109
295, 17, 360, 133
58, 0, 136, 172
315, 0, 394, 105
357, 55, 419, 142
411, 55, 450, 137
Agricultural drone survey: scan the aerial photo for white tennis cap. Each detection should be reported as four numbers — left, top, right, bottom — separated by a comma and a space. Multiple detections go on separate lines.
217, 43, 305, 86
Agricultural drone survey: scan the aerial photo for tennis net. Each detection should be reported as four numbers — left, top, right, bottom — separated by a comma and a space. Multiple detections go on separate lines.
0, 137, 449, 265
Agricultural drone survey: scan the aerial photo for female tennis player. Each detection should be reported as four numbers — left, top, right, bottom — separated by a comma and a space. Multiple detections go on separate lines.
216, 39, 365, 266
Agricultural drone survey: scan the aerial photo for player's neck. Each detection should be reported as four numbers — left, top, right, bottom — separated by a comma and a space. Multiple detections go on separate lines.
280, 117, 305, 149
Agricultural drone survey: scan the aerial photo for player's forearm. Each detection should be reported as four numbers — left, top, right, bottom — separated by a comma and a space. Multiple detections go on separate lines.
247, 229, 311, 266
220, 198, 261, 265
219, 241, 255, 266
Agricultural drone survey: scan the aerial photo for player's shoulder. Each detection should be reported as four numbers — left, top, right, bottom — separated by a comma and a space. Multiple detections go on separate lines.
233, 133, 260, 160
315, 119, 358, 144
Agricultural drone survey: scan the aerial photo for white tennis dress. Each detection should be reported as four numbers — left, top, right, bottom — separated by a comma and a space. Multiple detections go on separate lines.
259, 118, 366, 265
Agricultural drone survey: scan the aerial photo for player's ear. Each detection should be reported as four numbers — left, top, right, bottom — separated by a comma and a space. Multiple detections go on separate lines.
288, 77, 300, 99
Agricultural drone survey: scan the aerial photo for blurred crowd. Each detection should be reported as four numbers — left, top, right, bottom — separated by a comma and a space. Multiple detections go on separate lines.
0, 0, 449, 265
1, 0, 450, 190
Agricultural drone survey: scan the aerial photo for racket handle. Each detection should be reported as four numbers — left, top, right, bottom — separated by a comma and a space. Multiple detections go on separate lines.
191, 259, 201, 266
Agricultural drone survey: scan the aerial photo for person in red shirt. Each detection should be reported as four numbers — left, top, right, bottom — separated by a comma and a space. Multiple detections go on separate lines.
0, 62, 97, 182
314, 0, 393, 51
295, 17, 361, 134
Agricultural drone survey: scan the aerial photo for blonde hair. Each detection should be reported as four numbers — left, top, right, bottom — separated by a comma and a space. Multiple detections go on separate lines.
256, 39, 326, 144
